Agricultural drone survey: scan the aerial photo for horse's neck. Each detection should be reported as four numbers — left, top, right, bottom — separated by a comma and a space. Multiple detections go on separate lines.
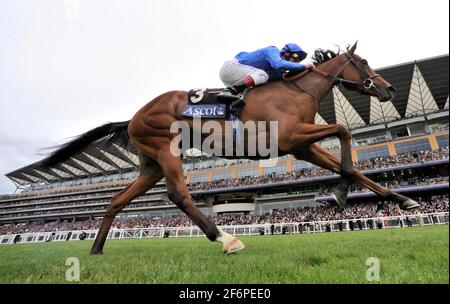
295, 58, 345, 103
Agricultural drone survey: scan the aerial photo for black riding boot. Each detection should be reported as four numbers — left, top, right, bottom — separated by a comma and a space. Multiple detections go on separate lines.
229, 84, 248, 94
217, 85, 248, 115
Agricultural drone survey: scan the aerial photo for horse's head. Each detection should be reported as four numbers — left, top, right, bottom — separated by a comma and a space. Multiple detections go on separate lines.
338, 42, 396, 102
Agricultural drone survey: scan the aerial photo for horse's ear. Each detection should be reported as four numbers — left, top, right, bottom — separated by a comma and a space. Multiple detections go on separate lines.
349, 41, 358, 54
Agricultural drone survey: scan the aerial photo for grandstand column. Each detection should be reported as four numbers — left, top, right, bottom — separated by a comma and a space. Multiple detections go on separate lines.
387, 142, 397, 156
351, 149, 358, 163
186, 174, 191, 185
231, 167, 237, 179
207, 170, 213, 182
428, 135, 440, 150
286, 159, 292, 173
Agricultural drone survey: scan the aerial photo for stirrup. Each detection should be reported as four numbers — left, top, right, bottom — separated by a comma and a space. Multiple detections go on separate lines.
230, 97, 245, 114
230, 84, 247, 94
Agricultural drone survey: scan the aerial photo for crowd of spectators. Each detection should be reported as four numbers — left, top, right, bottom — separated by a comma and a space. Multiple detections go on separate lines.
1, 176, 447, 220
213, 196, 448, 224
318, 176, 449, 196
353, 149, 449, 171
189, 148, 449, 191
1, 196, 447, 235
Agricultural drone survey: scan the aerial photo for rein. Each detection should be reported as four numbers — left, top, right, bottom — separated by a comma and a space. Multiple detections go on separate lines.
282, 53, 382, 103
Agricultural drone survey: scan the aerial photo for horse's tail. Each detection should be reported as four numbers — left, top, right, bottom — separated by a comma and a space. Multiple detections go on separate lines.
41, 120, 130, 168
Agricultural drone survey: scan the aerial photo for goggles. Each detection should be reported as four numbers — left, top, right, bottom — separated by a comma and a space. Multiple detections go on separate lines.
287, 52, 304, 62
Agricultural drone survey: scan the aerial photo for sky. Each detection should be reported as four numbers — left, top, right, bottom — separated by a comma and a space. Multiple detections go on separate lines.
0, 0, 449, 194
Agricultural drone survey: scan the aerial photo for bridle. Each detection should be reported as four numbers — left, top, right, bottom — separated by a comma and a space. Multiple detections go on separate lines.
283, 52, 382, 103
337, 53, 381, 90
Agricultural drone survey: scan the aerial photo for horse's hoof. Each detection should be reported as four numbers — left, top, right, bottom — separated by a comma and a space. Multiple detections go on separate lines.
332, 189, 347, 209
90, 250, 103, 256
223, 239, 245, 254
400, 199, 421, 210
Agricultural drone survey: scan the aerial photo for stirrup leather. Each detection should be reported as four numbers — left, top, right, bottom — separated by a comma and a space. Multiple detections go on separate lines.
230, 97, 245, 113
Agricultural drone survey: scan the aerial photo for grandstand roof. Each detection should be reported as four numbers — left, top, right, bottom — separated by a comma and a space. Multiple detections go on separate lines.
318, 54, 449, 128
5, 54, 449, 187
6, 140, 140, 186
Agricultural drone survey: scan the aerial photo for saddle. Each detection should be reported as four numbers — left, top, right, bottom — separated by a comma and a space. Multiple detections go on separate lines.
181, 88, 248, 119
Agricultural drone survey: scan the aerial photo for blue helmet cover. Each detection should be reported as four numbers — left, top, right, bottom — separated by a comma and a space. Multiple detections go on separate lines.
281, 43, 307, 59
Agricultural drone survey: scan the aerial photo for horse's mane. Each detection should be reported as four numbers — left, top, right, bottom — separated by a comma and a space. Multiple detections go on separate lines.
312, 48, 338, 65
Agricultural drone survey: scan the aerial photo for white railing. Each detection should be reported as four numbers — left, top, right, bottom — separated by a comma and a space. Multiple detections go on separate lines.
0, 212, 448, 245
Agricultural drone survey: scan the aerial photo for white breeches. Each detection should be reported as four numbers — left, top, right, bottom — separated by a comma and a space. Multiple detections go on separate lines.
219, 59, 269, 87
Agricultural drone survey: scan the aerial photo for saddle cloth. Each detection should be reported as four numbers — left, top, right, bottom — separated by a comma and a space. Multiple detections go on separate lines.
180, 88, 246, 155
181, 88, 242, 119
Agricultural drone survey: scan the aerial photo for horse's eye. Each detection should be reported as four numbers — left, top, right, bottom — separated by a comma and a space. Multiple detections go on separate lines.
361, 59, 368, 65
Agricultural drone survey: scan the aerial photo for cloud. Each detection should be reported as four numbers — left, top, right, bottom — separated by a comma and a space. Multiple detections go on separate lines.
0, 130, 53, 191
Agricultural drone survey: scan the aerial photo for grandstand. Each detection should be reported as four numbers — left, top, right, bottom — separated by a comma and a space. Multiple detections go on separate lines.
0, 54, 448, 238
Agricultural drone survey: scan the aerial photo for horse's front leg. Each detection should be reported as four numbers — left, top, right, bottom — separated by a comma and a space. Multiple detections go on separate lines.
288, 123, 353, 208
300, 143, 421, 210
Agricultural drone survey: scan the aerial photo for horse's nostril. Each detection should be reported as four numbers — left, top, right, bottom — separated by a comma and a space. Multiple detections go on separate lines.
388, 85, 396, 93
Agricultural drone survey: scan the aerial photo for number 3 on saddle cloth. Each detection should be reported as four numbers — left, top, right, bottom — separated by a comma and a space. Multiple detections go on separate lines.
181, 88, 248, 119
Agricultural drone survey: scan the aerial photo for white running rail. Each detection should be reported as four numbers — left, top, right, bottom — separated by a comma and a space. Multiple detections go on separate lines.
0, 212, 448, 245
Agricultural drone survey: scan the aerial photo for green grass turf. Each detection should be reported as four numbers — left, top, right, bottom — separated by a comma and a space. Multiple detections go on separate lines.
0, 225, 448, 284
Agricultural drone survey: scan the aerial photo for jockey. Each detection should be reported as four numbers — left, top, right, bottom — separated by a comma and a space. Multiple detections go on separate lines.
219, 43, 315, 94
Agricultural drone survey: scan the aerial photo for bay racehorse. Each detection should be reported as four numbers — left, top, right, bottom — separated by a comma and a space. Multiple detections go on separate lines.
42, 42, 420, 255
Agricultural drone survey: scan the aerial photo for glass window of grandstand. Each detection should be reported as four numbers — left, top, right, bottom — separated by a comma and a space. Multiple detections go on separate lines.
390, 126, 409, 139
262, 164, 286, 175
194, 160, 211, 169
213, 172, 232, 181
436, 135, 449, 149
237, 168, 259, 178
190, 175, 208, 184
292, 160, 315, 171
427, 118, 449, 133
214, 158, 232, 167
91, 176, 104, 183
122, 171, 138, 180
395, 139, 431, 155
408, 122, 427, 136
353, 132, 390, 147
357, 145, 389, 161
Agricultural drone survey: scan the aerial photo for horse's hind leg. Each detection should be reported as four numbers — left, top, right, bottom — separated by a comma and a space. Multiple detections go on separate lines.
299, 143, 420, 210
91, 153, 164, 255
154, 146, 245, 254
